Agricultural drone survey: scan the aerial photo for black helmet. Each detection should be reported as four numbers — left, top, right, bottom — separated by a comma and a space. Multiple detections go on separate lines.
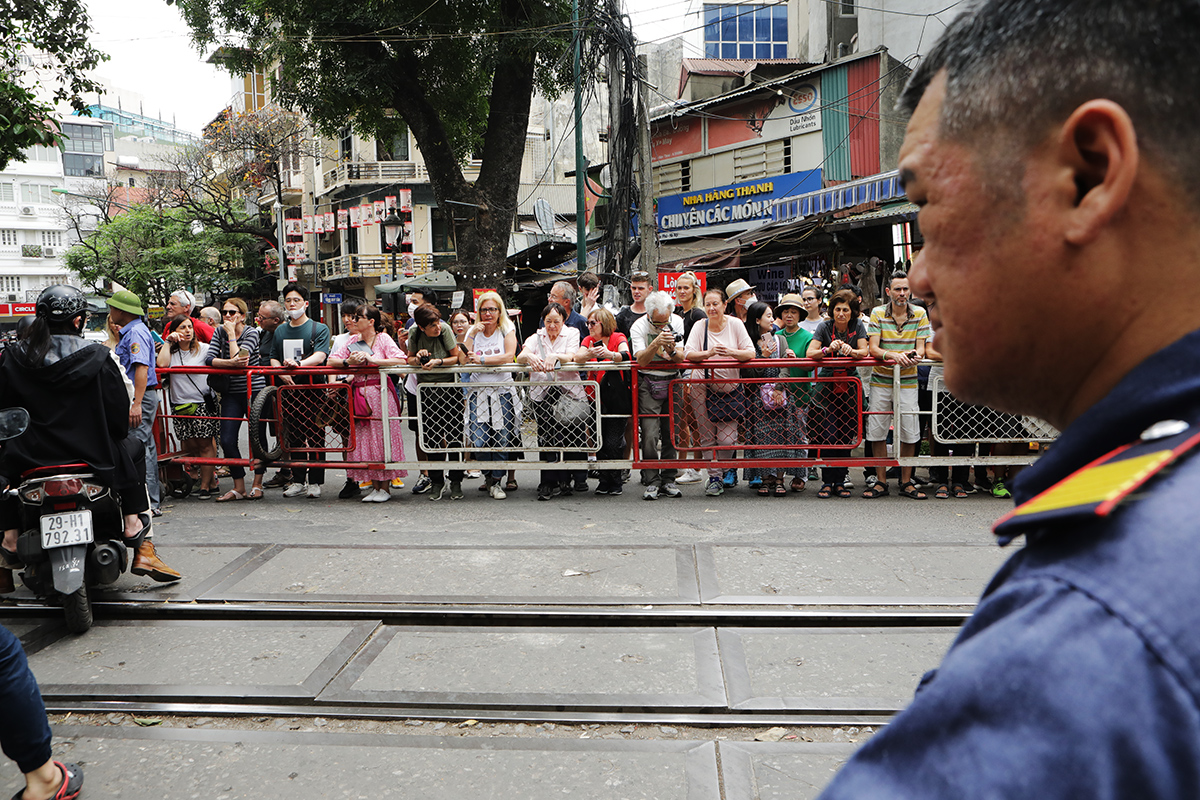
35, 285, 87, 324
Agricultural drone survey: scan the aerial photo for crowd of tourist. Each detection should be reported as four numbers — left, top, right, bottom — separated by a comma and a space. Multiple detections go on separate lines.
143, 271, 1020, 506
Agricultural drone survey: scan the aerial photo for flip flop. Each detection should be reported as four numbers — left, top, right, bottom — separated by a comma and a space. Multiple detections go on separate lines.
215, 490, 246, 502
247, 487, 264, 500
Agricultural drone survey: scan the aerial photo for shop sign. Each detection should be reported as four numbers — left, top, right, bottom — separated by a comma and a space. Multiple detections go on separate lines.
656, 171, 821, 240
658, 271, 706, 302
752, 265, 790, 304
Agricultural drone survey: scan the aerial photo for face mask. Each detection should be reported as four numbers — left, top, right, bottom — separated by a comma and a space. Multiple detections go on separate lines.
407, 302, 419, 318
287, 306, 306, 320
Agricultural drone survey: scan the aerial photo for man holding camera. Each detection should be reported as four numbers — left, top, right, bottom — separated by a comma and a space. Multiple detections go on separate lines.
864, 271, 930, 498
631, 291, 686, 500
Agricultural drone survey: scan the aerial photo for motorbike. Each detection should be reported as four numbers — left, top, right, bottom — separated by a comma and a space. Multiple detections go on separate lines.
2, 409, 148, 633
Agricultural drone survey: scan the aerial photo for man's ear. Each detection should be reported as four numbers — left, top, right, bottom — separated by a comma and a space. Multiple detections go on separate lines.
1058, 99, 1138, 245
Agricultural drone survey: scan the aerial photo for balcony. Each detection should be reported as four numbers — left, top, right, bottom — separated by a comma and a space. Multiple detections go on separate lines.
320, 161, 430, 196
318, 252, 436, 282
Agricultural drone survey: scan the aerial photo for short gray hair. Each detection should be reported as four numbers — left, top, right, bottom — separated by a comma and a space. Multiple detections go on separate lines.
551, 281, 576, 306
899, 0, 1200, 206
644, 291, 676, 318
170, 289, 196, 310
258, 300, 284, 321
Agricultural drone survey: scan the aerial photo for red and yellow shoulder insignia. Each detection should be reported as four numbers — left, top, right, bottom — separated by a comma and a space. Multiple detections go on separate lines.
993, 419, 1200, 539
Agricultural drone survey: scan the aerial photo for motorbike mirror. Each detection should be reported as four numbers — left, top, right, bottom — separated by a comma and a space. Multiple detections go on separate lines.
0, 408, 30, 440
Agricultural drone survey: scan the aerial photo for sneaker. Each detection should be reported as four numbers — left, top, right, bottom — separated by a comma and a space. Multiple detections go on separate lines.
660, 483, 683, 498
705, 478, 724, 496
359, 480, 373, 489
465, 470, 483, 480
449, 481, 464, 500
676, 469, 702, 484
428, 483, 447, 501
594, 485, 611, 496
992, 480, 1012, 499
412, 475, 433, 495
306, 484, 322, 499
748, 477, 763, 490
643, 485, 659, 501
559, 483, 574, 498
723, 469, 737, 487
975, 476, 994, 493
264, 471, 292, 489
865, 474, 880, 490
537, 483, 553, 501
391, 477, 404, 489
339, 479, 362, 499
574, 478, 589, 494
489, 483, 507, 500
606, 484, 623, 496
622, 468, 631, 483
362, 489, 388, 503
809, 467, 820, 481
282, 483, 307, 498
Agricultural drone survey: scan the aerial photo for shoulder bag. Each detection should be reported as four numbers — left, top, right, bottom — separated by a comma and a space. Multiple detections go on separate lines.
703, 320, 747, 423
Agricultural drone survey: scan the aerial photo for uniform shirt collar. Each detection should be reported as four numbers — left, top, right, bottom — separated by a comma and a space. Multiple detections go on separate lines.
1011, 327, 1200, 506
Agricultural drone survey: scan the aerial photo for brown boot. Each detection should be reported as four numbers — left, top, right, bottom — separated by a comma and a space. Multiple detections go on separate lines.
131, 541, 182, 583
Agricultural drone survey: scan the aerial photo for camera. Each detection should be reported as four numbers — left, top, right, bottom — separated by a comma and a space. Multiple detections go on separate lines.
907, 350, 919, 359
673, 333, 684, 342
419, 353, 432, 365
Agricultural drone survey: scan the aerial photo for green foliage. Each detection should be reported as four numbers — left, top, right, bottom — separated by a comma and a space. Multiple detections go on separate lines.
0, 0, 108, 170
65, 204, 259, 308
173, 0, 578, 159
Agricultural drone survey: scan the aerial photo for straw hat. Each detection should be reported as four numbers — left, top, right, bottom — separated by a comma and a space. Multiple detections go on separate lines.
725, 278, 755, 303
775, 293, 804, 313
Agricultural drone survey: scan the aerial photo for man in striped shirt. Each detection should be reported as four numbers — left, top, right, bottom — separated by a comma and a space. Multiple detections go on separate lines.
864, 271, 931, 498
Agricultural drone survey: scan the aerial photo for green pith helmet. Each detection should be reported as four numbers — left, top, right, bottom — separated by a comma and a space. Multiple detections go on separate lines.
107, 290, 144, 316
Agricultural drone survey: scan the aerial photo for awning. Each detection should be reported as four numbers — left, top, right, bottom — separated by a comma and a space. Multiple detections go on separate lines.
375, 270, 457, 294
654, 238, 741, 272
824, 201, 919, 231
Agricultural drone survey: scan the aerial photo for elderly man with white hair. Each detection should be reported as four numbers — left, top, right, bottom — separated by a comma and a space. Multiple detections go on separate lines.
630, 291, 686, 499
165, 289, 214, 343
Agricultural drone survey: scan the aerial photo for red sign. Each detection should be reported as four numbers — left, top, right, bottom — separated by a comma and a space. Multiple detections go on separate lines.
707, 97, 780, 150
12, 304, 35, 315
651, 118, 702, 163
658, 271, 706, 303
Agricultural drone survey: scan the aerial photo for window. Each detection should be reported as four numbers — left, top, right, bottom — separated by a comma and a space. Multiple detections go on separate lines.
61, 123, 105, 154
41, 231, 63, 248
103, 124, 114, 151
128, 177, 136, 187
0, 230, 17, 247
376, 125, 409, 161
704, 3, 788, 59
21, 145, 58, 163
431, 207, 455, 253
63, 154, 104, 178
0, 183, 12, 203
243, 70, 267, 112
339, 127, 353, 161
0, 276, 21, 292
21, 184, 55, 205
839, 0, 856, 17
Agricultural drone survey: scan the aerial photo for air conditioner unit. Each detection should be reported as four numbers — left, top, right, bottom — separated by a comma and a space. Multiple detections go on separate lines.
4, 295, 16, 303
42, 247, 56, 258
20, 206, 35, 216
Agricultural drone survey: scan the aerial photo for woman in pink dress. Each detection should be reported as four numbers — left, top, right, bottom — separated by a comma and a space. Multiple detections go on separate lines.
327, 304, 408, 502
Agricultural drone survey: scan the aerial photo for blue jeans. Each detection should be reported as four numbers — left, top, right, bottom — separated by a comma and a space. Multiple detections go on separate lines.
467, 390, 516, 481
128, 388, 160, 509
0, 624, 52, 774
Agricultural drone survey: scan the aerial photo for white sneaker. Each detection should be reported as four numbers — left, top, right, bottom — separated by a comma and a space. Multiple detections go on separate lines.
306, 484, 322, 499
643, 485, 659, 501
465, 470, 483, 480
489, 483, 507, 500
676, 469, 702, 484
282, 483, 307, 498
361, 489, 379, 503
374, 489, 391, 503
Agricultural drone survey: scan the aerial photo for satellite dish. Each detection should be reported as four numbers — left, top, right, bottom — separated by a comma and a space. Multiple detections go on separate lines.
534, 198, 555, 233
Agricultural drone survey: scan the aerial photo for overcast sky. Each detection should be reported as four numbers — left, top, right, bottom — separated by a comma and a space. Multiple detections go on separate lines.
82, 0, 701, 136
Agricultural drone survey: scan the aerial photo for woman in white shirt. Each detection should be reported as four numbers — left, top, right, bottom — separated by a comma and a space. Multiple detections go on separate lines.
684, 287, 755, 497
464, 292, 519, 499
516, 302, 586, 501
157, 315, 219, 499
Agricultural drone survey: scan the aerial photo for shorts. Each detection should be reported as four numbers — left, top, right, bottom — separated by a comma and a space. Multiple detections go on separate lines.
866, 383, 920, 443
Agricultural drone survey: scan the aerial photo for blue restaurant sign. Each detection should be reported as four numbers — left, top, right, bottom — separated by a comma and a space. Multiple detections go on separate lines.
656, 170, 822, 241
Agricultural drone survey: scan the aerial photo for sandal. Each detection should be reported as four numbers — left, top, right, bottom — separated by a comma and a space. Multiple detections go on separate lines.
247, 487, 264, 500
816, 483, 834, 499
790, 477, 806, 493
757, 481, 770, 497
934, 484, 950, 499
952, 482, 970, 499
505, 479, 518, 492
862, 483, 890, 498
215, 490, 246, 502
774, 482, 788, 497
11, 760, 84, 800
837, 484, 853, 498
899, 481, 927, 500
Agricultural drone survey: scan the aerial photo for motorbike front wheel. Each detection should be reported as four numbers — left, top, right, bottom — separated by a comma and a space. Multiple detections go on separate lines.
62, 585, 93, 633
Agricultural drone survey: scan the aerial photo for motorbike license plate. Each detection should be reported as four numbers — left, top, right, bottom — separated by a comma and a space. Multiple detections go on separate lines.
39, 510, 94, 549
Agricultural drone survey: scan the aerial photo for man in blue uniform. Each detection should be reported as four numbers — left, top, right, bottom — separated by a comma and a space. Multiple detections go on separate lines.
819, 1, 1200, 797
